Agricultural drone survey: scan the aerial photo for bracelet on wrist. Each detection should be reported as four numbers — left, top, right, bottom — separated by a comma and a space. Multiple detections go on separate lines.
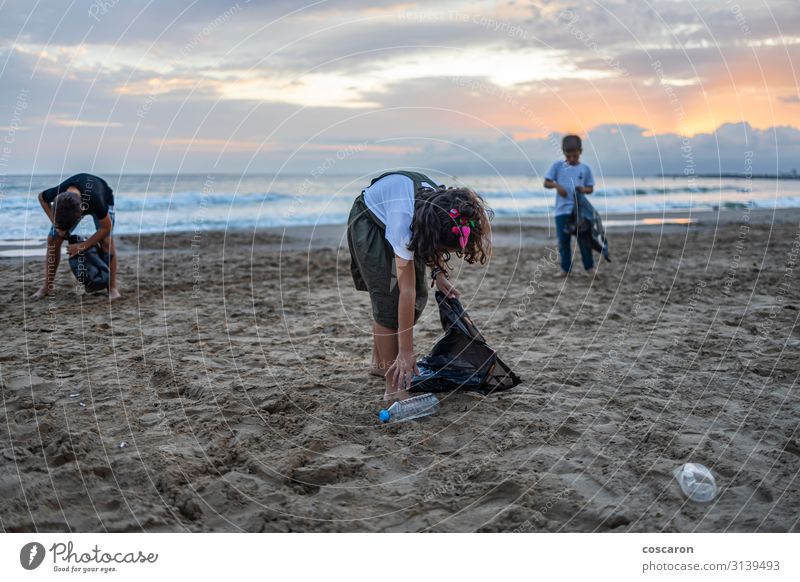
430, 266, 448, 287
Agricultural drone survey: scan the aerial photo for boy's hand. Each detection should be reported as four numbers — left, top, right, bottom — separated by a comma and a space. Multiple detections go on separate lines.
557, 185, 568, 197
574, 186, 583, 194
67, 243, 84, 257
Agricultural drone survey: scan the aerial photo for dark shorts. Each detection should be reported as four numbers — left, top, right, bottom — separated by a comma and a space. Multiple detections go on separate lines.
49, 206, 115, 239
347, 193, 428, 330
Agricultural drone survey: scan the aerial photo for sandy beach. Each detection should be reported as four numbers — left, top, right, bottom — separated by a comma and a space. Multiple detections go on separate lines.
1, 208, 798, 533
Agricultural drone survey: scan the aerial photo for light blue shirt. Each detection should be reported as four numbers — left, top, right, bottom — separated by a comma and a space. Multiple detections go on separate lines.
545, 160, 595, 216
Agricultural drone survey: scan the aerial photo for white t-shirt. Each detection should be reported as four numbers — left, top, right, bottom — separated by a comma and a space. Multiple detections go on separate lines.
363, 173, 436, 261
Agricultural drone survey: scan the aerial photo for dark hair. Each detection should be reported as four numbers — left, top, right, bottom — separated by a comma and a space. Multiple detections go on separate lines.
408, 186, 493, 271
53, 192, 82, 230
562, 134, 582, 152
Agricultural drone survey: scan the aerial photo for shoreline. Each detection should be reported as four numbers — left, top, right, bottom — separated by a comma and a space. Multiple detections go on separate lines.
1, 206, 793, 259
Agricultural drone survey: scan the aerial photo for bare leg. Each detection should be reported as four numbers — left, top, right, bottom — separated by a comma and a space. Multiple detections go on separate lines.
32, 235, 63, 299
373, 322, 397, 376
373, 321, 409, 401
102, 235, 121, 300
369, 340, 384, 377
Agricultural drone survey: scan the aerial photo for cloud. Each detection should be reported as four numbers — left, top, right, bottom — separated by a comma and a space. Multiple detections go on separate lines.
389, 122, 800, 177
46, 115, 122, 128
156, 137, 272, 152
0, 0, 797, 174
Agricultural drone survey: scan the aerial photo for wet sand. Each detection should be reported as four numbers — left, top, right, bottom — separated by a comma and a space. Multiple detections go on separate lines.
1, 208, 798, 532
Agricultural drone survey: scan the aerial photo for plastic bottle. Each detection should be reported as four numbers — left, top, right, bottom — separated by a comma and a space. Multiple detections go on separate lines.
674, 462, 718, 503
379, 393, 439, 423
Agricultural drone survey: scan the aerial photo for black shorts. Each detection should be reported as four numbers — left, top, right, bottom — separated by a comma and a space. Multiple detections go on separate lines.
347, 193, 428, 330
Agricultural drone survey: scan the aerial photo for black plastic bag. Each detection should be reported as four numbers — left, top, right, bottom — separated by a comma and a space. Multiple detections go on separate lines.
564, 191, 611, 262
410, 292, 522, 394
67, 235, 110, 292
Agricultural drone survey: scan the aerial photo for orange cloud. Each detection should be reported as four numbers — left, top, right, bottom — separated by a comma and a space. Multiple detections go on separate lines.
156, 137, 273, 152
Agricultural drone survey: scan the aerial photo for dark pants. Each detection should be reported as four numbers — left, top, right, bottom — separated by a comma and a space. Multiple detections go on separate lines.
555, 214, 594, 272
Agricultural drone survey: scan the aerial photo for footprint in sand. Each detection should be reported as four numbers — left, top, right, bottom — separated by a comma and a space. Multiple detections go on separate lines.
288, 458, 366, 493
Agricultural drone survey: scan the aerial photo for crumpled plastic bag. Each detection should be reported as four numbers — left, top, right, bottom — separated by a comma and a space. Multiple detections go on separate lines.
410, 292, 522, 394
68, 234, 110, 292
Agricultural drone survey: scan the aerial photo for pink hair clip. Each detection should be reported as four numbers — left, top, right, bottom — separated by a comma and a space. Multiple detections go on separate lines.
449, 208, 470, 249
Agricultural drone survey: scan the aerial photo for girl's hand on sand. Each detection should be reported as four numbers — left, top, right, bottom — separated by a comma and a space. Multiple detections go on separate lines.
67, 243, 83, 257
386, 351, 419, 394
435, 274, 460, 299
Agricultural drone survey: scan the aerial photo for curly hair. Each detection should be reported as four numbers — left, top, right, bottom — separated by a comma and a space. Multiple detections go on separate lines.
408, 186, 493, 271
53, 192, 83, 231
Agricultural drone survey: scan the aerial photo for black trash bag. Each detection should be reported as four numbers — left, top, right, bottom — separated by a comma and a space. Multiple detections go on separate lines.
410, 292, 522, 394
564, 191, 611, 262
67, 235, 110, 292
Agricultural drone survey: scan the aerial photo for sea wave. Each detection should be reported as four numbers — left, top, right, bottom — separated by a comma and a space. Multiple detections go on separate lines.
1, 174, 797, 240
0, 190, 301, 212
482, 184, 750, 199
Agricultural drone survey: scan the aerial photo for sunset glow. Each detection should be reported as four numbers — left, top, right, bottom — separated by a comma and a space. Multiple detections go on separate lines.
0, 0, 797, 174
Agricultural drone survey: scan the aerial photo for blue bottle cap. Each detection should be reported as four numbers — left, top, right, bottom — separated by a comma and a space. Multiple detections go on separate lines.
379, 409, 390, 423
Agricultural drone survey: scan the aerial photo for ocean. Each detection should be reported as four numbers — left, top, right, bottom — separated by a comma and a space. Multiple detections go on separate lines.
1, 173, 799, 242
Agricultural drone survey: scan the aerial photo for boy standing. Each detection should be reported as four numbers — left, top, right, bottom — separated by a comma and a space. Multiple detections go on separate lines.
544, 135, 597, 277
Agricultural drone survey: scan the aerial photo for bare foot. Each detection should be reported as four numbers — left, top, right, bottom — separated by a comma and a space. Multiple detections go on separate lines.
108, 288, 122, 300
31, 285, 53, 300
555, 270, 569, 279
383, 388, 409, 402
586, 268, 600, 279
369, 357, 385, 377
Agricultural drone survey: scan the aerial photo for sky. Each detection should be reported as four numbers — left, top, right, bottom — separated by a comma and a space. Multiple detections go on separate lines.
0, 0, 798, 177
